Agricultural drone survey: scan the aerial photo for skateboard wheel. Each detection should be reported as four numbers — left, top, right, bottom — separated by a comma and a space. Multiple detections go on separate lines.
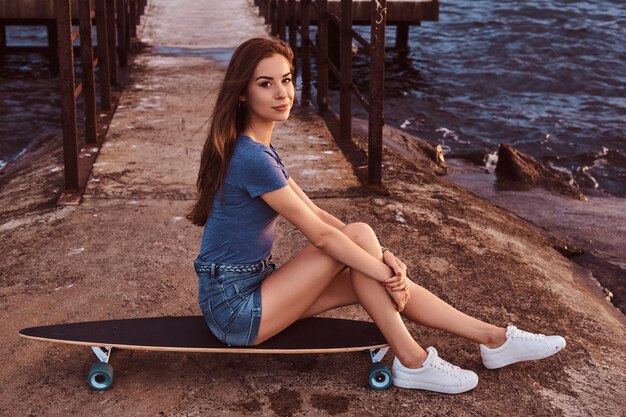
87, 362, 114, 391
368, 362, 392, 390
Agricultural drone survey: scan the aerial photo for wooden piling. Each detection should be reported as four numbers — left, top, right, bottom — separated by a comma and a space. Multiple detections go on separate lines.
269, 0, 277, 36
288, 0, 297, 79
95, 0, 111, 110
300, 0, 311, 105
45, 21, 59, 72
78, 0, 98, 145
116, 0, 128, 66
278, 0, 287, 40
265, 0, 273, 27
106, 0, 118, 84
316, 0, 329, 110
0, 23, 6, 54
56, 0, 80, 192
128, 0, 137, 38
396, 22, 409, 49
368, 0, 386, 184
339, 0, 352, 143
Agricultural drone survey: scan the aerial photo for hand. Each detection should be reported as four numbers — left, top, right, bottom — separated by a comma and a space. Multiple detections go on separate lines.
386, 285, 411, 312
382, 250, 409, 292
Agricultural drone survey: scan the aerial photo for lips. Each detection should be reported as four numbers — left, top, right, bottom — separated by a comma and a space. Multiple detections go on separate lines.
273, 103, 290, 111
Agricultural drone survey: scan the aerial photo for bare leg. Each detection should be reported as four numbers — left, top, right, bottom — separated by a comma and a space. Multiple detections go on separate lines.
291, 223, 507, 350
255, 243, 346, 342
341, 226, 429, 367
304, 270, 507, 350
299, 267, 357, 318
255, 223, 428, 367
401, 282, 507, 348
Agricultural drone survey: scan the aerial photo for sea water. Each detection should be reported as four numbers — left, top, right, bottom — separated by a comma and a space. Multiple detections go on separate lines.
1, 0, 625, 196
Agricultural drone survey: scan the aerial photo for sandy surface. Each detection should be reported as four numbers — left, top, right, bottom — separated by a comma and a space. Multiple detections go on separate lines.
1, 0, 625, 416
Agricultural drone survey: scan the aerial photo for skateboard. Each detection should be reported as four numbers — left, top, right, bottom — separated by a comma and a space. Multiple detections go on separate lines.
19, 316, 392, 391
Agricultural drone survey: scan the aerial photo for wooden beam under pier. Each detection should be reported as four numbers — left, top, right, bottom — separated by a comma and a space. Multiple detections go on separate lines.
0, 0, 93, 19
282, 0, 438, 26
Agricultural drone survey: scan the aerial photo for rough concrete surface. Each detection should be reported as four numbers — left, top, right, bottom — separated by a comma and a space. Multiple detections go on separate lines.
446, 158, 626, 314
0, 0, 625, 416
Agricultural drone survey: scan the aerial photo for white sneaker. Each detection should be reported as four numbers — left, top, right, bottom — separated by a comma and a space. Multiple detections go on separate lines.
480, 325, 566, 369
392, 347, 479, 394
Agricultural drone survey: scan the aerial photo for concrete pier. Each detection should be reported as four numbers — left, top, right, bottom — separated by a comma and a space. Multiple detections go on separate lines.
0, 0, 624, 415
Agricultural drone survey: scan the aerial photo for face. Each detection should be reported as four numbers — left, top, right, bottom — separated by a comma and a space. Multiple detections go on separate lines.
241, 54, 295, 125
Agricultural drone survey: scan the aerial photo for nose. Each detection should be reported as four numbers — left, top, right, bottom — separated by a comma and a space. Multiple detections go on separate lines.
274, 83, 288, 99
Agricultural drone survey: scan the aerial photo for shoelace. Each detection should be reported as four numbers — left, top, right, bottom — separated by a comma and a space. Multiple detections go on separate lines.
431, 356, 461, 377
510, 326, 545, 342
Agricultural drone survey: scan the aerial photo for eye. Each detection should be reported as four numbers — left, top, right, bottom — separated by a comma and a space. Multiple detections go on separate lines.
259, 81, 271, 88
282, 78, 292, 84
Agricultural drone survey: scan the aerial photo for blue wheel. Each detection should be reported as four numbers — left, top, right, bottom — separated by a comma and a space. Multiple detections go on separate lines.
368, 362, 392, 390
87, 362, 114, 391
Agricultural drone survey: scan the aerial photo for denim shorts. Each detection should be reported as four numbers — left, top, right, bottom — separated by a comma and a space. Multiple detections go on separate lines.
194, 255, 276, 346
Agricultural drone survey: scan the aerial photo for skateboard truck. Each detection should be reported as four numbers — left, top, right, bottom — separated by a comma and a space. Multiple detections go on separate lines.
369, 347, 388, 363
91, 346, 113, 363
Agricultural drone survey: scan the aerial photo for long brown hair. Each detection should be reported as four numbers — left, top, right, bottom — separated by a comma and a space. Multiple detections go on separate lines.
187, 38, 294, 226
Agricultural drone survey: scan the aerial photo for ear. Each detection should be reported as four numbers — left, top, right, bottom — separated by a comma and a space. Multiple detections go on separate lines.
239, 95, 246, 102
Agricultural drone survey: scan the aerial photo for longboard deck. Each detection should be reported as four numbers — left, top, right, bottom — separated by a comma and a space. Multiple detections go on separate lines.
19, 316, 388, 353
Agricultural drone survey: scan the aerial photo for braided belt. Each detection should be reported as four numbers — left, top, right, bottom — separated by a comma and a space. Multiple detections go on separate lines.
216, 263, 266, 273
195, 256, 273, 274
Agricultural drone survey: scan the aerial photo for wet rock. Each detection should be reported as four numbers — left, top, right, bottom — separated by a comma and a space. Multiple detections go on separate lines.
449, 151, 497, 173
456, 151, 488, 167
415, 142, 446, 172
546, 235, 584, 258
574, 252, 626, 314
394, 136, 447, 175
484, 151, 498, 174
572, 166, 600, 190
352, 118, 447, 175
495, 143, 586, 200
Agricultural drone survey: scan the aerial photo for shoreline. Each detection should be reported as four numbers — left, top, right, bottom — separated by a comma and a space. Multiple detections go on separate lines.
0, 132, 65, 227
0, 132, 61, 183
445, 157, 626, 314
350, 117, 625, 315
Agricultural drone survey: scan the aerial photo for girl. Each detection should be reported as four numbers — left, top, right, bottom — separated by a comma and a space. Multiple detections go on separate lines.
188, 38, 565, 394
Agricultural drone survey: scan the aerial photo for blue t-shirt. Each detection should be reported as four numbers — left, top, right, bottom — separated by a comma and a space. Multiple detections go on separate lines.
198, 135, 290, 264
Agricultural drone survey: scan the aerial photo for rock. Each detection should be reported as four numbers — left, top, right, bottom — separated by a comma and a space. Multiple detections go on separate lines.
449, 151, 486, 167
352, 118, 447, 176
546, 235, 584, 258
484, 151, 498, 174
495, 143, 586, 200
572, 166, 600, 190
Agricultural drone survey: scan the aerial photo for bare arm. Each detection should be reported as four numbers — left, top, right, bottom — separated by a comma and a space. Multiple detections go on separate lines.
287, 177, 345, 229
262, 182, 394, 283
318, 209, 345, 229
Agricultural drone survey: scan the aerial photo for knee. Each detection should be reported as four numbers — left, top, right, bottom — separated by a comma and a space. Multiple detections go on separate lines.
341, 222, 378, 248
